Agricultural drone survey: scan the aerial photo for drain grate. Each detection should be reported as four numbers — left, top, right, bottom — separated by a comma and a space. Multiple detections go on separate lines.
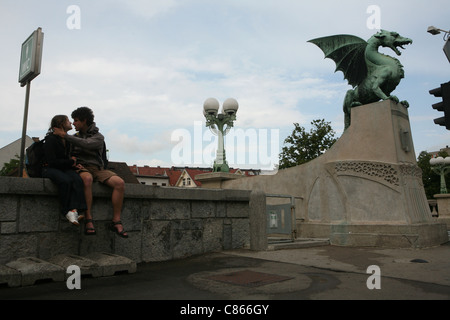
206, 270, 293, 288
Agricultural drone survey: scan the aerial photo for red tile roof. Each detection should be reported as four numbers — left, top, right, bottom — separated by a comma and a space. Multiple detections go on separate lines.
129, 165, 260, 187
130, 166, 182, 186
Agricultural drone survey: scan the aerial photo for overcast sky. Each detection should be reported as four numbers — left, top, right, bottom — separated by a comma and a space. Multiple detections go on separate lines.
1, 0, 449, 170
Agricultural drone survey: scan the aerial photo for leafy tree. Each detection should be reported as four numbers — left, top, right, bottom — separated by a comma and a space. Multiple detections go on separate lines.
0, 155, 20, 176
417, 150, 449, 199
279, 119, 338, 169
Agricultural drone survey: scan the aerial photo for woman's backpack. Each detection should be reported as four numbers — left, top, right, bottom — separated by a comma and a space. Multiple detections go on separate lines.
25, 138, 46, 177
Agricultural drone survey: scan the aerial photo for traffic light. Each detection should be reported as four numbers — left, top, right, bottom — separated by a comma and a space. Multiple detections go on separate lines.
430, 81, 450, 130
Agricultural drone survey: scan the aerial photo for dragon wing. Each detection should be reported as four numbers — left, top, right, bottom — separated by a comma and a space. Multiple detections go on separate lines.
308, 35, 368, 87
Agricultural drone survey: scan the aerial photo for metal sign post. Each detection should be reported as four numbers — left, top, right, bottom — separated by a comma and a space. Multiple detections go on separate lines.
18, 27, 44, 177
18, 81, 32, 177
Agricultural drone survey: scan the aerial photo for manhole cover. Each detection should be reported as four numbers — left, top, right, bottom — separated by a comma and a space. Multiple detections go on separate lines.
206, 270, 293, 287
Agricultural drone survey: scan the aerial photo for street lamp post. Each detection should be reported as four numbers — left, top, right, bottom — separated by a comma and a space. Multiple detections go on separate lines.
430, 156, 450, 194
427, 26, 450, 63
203, 98, 239, 173
427, 26, 449, 37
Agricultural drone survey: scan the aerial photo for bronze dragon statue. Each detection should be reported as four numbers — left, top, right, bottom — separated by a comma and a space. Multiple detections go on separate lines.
309, 30, 413, 129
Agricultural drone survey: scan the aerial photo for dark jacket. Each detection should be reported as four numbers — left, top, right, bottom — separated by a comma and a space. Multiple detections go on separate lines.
64, 123, 105, 168
44, 133, 75, 171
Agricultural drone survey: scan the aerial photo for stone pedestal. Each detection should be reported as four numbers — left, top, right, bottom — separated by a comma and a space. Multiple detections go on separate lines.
196, 172, 245, 189
222, 100, 448, 248
434, 194, 450, 230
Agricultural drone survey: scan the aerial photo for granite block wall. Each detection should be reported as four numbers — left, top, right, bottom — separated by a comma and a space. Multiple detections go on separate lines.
0, 177, 261, 264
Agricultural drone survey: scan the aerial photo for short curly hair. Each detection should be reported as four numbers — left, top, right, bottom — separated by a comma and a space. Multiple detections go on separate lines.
71, 106, 94, 126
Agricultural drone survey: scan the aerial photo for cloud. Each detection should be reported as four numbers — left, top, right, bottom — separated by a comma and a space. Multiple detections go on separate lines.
118, 0, 181, 19
1, 0, 448, 165
131, 158, 173, 167
38, 53, 343, 132
106, 129, 173, 157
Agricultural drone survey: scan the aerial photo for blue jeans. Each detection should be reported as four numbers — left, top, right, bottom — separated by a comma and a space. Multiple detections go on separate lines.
43, 167, 87, 216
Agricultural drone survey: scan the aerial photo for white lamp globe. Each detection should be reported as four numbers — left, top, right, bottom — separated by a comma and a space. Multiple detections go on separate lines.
223, 98, 239, 116
203, 98, 220, 116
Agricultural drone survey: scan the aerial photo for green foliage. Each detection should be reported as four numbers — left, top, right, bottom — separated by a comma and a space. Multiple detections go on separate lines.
0, 155, 20, 176
279, 119, 338, 169
417, 150, 450, 199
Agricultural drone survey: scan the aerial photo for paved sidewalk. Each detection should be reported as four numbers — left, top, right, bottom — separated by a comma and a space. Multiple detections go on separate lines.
0, 241, 449, 301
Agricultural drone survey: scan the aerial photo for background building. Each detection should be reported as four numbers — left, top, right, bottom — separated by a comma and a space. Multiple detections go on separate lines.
129, 165, 260, 187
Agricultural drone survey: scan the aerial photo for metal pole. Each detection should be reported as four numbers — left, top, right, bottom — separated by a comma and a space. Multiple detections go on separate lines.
18, 81, 31, 177
439, 167, 450, 194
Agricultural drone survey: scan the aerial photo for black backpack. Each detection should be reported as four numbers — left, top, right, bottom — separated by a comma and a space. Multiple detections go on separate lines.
25, 138, 46, 178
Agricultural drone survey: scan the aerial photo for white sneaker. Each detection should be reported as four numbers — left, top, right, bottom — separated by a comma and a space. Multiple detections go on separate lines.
66, 210, 80, 226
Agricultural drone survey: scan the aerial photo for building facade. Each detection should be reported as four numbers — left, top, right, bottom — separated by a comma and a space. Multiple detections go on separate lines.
129, 165, 260, 187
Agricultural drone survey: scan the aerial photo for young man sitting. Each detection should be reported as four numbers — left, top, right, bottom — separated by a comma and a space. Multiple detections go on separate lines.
53, 106, 128, 238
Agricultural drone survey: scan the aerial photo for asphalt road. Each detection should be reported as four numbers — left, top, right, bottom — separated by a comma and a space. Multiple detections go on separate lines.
1, 243, 449, 308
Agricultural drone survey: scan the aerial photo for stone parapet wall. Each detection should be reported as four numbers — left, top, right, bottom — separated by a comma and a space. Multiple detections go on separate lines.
434, 194, 450, 230
0, 177, 260, 265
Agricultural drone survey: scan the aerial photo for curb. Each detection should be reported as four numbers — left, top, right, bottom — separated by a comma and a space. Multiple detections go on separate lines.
0, 253, 136, 288
268, 238, 330, 250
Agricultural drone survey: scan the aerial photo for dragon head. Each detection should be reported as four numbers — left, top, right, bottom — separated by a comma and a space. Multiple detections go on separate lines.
373, 30, 413, 56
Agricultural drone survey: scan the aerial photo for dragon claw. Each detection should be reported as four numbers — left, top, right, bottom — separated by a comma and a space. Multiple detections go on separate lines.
388, 95, 399, 103
400, 100, 409, 108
